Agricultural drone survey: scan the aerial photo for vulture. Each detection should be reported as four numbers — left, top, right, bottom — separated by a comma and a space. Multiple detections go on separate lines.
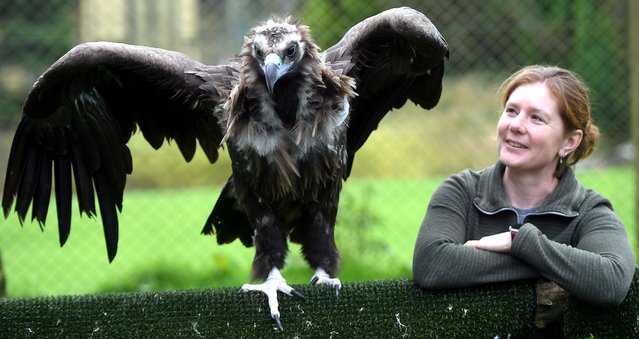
2, 7, 448, 329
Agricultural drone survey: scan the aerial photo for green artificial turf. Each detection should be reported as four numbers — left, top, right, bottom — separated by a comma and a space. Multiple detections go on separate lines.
0, 279, 536, 338
3, 273, 639, 338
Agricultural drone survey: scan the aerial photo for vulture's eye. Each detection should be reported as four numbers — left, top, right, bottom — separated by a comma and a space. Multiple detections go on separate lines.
286, 43, 297, 57
254, 45, 264, 59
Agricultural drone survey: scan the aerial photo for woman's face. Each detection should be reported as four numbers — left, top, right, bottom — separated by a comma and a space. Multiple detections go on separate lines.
497, 82, 573, 176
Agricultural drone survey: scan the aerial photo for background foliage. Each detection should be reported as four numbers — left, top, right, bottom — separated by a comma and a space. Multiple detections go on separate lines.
0, 0, 635, 298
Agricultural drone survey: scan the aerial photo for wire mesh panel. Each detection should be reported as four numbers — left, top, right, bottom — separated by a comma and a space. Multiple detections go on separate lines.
0, 0, 634, 297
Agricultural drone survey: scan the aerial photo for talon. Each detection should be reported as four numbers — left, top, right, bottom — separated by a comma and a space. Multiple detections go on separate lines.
241, 268, 301, 329
272, 313, 283, 331
311, 267, 342, 297
290, 289, 305, 300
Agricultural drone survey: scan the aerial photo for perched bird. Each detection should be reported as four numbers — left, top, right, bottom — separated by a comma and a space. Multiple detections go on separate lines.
2, 7, 448, 329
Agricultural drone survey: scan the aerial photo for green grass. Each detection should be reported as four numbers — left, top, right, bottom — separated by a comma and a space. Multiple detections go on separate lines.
0, 166, 634, 298
574, 166, 637, 248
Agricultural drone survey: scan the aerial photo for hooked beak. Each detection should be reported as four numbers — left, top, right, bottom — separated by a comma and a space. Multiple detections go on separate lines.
262, 53, 290, 94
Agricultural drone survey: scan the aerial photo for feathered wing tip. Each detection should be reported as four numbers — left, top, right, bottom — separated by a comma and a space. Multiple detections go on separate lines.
202, 179, 253, 247
2, 88, 130, 262
320, 7, 449, 181
2, 41, 229, 263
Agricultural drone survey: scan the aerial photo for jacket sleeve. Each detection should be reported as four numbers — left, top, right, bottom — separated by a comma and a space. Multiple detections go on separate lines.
412, 173, 539, 289
512, 201, 636, 307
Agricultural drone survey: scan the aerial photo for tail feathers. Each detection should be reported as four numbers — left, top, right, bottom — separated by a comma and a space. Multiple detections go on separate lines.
202, 178, 253, 247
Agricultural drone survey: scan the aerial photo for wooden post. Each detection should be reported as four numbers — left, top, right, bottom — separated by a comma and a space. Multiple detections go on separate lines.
534, 281, 572, 329
630, 0, 639, 255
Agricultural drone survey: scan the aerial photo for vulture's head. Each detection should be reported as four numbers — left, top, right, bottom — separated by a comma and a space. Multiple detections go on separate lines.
242, 17, 320, 94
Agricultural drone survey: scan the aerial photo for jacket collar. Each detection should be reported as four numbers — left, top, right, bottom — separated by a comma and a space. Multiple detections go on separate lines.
473, 161, 581, 218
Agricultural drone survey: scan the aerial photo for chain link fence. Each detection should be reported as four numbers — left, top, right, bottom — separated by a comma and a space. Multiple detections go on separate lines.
0, 0, 635, 297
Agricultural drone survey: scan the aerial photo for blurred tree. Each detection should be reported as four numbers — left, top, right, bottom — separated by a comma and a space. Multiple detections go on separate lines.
571, 0, 630, 145
0, 0, 75, 127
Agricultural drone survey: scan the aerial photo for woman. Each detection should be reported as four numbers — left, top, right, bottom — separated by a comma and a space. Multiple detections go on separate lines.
412, 65, 636, 306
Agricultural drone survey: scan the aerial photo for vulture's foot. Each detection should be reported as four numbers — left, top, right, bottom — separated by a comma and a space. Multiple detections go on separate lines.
240, 268, 304, 331
310, 267, 342, 297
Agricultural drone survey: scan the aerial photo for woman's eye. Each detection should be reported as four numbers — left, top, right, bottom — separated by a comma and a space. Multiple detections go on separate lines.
531, 114, 545, 123
504, 108, 517, 116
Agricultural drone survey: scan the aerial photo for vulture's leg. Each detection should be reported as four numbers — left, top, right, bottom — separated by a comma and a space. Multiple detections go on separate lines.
301, 183, 342, 296
240, 267, 304, 330
311, 267, 342, 296
237, 195, 303, 330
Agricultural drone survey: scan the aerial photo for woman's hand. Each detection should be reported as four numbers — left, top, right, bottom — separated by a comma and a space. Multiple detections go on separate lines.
463, 231, 512, 253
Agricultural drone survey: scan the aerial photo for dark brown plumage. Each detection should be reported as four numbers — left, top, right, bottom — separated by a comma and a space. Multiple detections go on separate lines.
2, 7, 448, 328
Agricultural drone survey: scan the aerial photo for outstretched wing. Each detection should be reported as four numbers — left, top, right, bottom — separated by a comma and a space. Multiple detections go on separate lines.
324, 7, 449, 177
2, 41, 235, 261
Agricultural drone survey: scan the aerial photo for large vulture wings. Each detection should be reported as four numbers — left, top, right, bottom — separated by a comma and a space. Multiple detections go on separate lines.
325, 7, 448, 176
2, 43, 232, 261
2, 7, 448, 261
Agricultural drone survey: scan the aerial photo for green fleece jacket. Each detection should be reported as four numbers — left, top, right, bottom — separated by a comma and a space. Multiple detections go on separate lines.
412, 161, 636, 306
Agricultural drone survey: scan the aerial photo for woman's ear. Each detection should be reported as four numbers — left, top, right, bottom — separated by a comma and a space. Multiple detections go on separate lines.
561, 129, 583, 156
